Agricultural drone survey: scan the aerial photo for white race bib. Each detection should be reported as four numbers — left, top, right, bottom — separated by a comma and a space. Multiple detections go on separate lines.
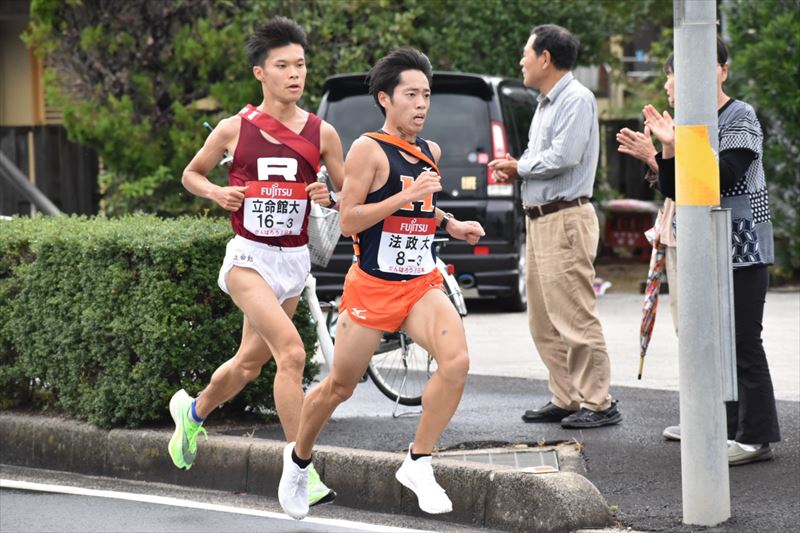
243, 181, 307, 237
377, 216, 436, 275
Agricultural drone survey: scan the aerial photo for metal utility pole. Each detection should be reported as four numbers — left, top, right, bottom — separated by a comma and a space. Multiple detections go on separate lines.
673, 0, 733, 526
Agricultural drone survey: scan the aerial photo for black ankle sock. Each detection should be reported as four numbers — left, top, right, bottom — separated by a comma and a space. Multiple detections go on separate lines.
410, 447, 431, 461
291, 448, 312, 469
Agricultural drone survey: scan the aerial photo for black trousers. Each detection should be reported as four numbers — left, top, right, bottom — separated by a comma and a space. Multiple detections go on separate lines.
725, 264, 781, 444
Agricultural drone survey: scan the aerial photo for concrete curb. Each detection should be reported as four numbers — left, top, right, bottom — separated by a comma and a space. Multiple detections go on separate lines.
0, 413, 614, 532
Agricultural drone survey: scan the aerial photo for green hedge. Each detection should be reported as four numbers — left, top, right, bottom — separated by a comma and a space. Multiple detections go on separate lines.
0, 215, 319, 428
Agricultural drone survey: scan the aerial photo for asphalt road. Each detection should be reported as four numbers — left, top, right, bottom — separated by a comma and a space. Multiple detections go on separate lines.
2, 488, 349, 533
0, 468, 491, 533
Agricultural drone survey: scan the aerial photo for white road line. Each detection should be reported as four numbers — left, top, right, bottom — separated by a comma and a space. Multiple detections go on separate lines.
0, 479, 428, 533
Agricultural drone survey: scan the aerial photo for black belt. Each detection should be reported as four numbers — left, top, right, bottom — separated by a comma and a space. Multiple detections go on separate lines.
525, 197, 590, 219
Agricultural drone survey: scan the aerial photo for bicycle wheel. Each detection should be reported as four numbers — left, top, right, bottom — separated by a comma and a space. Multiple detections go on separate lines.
367, 331, 437, 406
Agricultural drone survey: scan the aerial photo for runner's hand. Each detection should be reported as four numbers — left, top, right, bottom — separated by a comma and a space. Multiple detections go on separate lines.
404, 171, 442, 203
306, 181, 333, 207
448, 219, 485, 245
211, 185, 248, 211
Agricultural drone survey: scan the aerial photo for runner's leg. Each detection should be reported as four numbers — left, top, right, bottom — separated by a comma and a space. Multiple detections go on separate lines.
294, 310, 383, 458
401, 289, 470, 453
224, 266, 307, 440
193, 316, 272, 419
392, 288, 465, 515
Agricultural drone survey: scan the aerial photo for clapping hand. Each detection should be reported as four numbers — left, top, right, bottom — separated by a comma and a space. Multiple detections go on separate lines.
642, 105, 675, 149
616, 126, 658, 172
488, 153, 518, 181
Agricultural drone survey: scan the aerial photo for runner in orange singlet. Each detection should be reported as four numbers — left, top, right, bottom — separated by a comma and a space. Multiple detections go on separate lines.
278, 47, 485, 520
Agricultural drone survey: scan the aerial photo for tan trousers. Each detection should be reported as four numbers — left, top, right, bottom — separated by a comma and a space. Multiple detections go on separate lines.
525, 202, 612, 411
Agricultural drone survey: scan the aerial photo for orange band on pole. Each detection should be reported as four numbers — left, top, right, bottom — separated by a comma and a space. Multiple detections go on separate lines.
675, 125, 719, 206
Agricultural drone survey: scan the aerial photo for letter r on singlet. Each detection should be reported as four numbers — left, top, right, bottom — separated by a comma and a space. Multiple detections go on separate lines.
257, 157, 298, 181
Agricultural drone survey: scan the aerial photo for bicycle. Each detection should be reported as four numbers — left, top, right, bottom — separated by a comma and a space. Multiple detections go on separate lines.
303, 243, 466, 417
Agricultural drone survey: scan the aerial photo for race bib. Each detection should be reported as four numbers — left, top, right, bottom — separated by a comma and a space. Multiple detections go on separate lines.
377, 216, 436, 275
243, 181, 308, 237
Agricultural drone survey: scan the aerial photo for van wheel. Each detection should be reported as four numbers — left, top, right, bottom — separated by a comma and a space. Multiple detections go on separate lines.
501, 242, 527, 312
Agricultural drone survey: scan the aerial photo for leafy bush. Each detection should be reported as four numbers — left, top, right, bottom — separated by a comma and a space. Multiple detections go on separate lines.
0, 215, 319, 428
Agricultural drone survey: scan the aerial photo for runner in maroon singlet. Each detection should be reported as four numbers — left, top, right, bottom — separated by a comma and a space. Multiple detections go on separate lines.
167, 17, 344, 507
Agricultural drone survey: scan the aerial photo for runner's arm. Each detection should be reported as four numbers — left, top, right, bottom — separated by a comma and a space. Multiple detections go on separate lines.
428, 141, 485, 244
339, 137, 441, 237
182, 117, 247, 211
320, 121, 345, 192
305, 120, 344, 208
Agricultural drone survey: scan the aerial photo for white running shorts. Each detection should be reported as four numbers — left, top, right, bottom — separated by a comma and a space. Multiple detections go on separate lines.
217, 235, 310, 304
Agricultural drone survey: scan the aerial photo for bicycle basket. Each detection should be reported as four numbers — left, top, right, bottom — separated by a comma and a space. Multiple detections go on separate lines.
307, 203, 341, 267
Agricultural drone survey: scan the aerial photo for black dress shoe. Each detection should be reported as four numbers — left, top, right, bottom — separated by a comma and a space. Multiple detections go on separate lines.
521, 402, 577, 423
560, 400, 622, 429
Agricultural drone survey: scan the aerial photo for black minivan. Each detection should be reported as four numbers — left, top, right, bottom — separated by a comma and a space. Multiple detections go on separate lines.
313, 72, 537, 311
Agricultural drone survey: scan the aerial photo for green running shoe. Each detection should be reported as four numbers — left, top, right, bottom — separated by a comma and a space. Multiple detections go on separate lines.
308, 464, 336, 506
168, 389, 207, 470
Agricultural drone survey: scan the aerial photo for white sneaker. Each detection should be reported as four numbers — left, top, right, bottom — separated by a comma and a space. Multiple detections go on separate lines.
728, 441, 773, 466
278, 442, 309, 520
395, 443, 452, 514
662, 425, 681, 441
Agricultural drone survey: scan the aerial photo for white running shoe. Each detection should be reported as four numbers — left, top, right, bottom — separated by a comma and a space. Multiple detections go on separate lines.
278, 442, 309, 520
395, 443, 452, 514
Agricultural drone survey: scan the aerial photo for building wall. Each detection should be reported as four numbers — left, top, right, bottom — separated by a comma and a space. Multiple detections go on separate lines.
0, 4, 99, 216
0, 18, 43, 126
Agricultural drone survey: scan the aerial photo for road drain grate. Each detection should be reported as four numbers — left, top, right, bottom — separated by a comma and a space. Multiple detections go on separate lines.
436, 448, 559, 473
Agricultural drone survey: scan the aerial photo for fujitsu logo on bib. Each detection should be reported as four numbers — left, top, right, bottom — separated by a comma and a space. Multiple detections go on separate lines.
383, 215, 434, 235
399, 218, 431, 233
260, 183, 293, 198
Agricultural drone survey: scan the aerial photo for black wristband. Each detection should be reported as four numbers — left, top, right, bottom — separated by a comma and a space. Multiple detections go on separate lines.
439, 212, 453, 230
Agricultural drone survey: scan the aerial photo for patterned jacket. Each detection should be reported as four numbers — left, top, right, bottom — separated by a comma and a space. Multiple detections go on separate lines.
719, 99, 774, 267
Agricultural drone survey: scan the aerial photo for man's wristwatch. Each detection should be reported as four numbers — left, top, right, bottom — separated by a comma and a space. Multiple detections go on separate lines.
439, 212, 454, 230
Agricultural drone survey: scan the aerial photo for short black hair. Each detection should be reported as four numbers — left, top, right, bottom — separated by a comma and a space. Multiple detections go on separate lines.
366, 47, 433, 116
530, 24, 579, 71
246, 17, 308, 68
664, 37, 729, 74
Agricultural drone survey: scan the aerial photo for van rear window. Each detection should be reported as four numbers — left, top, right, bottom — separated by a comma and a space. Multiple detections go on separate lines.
425, 94, 491, 167
324, 95, 383, 152
324, 93, 491, 167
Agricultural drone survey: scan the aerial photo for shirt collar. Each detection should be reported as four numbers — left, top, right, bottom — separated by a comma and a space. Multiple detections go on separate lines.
537, 71, 574, 104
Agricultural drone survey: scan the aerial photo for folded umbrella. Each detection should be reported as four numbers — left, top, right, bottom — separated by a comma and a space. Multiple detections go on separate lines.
639, 241, 666, 379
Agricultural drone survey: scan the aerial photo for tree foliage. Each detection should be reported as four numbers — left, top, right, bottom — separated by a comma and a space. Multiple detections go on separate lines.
723, 0, 800, 275
26, 0, 671, 216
